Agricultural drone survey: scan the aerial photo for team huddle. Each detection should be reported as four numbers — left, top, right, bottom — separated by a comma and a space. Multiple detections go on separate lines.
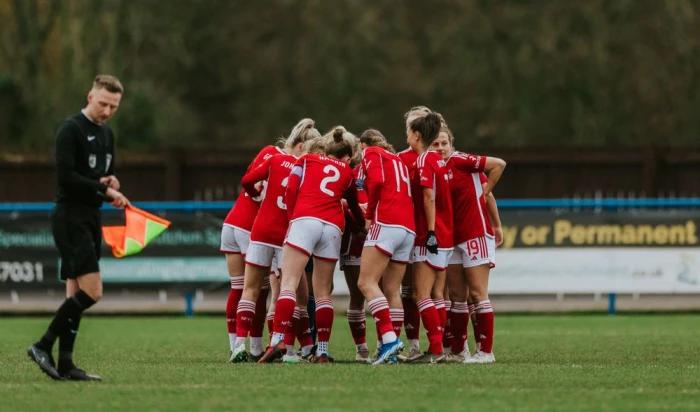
220, 106, 506, 365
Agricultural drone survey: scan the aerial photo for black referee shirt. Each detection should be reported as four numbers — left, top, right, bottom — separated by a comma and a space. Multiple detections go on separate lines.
55, 111, 116, 207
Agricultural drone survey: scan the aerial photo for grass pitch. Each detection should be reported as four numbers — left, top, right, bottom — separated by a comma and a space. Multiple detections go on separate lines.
1, 314, 699, 411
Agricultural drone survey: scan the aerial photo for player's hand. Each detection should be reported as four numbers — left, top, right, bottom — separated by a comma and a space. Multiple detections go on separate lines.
425, 230, 438, 254
494, 226, 503, 247
106, 187, 130, 208
100, 175, 121, 190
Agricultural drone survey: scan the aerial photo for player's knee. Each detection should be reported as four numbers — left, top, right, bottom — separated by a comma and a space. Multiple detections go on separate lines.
450, 289, 467, 302
356, 277, 374, 296
84, 287, 103, 302
468, 288, 487, 303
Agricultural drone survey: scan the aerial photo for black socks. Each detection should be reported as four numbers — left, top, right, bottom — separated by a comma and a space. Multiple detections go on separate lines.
36, 289, 97, 371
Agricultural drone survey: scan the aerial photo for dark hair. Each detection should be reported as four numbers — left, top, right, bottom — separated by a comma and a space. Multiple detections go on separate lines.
409, 112, 442, 146
359, 129, 394, 152
326, 127, 354, 159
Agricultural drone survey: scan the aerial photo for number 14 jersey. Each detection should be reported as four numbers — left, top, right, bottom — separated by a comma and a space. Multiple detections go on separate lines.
360, 146, 415, 233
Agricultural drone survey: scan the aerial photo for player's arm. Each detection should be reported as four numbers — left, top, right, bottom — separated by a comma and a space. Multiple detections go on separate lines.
419, 158, 438, 252
453, 154, 506, 197
343, 180, 365, 233
284, 162, 303, 219
485, 192, 503, 247
241, 157, 271, 197
422, 187, 436, 232
482, 156, 506, 197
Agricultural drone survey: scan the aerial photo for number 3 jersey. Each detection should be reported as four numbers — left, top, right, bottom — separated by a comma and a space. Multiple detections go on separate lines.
360, 146, 415, 233
286, 153, 360, 233
241, 152, 298, 247
223, 145, 285, 231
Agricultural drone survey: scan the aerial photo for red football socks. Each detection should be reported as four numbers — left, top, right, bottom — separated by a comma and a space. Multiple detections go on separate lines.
417, 298, 443, 354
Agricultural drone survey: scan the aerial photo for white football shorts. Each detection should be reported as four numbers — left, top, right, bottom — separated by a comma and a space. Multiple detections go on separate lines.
364, 224, 415, 263
449, 235, 496, 268
285, 218, 342, 261
220, 224, 251, 254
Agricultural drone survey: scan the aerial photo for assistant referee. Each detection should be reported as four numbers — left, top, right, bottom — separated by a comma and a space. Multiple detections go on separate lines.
27, 75, 130, 381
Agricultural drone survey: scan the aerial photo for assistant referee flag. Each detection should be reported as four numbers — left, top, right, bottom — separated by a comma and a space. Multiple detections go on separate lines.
102, 206, 171, 258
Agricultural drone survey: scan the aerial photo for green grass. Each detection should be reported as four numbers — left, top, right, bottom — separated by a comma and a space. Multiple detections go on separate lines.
2, 315, 699, 411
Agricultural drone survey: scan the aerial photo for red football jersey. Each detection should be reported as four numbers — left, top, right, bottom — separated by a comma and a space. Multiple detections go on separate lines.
223, 145, 285, 231
447, 151, 491, 243
412, 150, 453, 248
361, 146, 415, 233
286, 153, 362, 232
398, 147, 418, 169
242, 153, 297, 247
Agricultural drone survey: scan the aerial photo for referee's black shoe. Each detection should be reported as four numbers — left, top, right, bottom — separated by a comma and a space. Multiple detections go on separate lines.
27, 344, 62, 380
60, 367, 102, 382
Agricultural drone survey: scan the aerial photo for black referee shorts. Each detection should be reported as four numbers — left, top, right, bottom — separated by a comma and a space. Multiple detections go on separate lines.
51, 203, 102, 280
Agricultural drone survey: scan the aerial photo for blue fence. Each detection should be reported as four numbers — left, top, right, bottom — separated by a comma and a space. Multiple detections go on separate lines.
2, 198, 700, 213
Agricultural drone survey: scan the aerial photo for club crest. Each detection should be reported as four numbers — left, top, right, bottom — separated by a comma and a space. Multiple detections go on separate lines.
89, 154, 97, 169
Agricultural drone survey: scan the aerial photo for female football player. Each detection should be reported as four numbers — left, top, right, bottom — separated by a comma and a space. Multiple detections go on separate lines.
356, 129, 416, 365
230, 119, 320, 362
260, 127, 364, 363
220, 140, 286, 360
430, 125, 506, 364
404, 109, 452, 363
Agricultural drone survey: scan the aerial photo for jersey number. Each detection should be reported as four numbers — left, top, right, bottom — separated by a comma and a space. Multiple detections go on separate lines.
391, 159, 411, 196
320, 165, 341, 197
277, 176, 289, 210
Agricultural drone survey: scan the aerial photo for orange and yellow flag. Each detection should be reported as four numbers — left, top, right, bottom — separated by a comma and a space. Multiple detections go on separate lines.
102, 206, 171, 258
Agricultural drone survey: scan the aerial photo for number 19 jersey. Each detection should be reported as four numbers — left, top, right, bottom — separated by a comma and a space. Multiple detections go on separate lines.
287, 153, 355, 233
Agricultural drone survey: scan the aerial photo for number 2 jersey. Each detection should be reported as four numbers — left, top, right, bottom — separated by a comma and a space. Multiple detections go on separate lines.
360, 146, 415, 233
241, 152, 297, 247
286, 153, 363, 233
223, 145, 285, 232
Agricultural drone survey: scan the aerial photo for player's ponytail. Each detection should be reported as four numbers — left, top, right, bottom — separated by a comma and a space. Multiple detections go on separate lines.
324, 126, 356, 160
332, 127, 344, 143
281, 118, 321, 149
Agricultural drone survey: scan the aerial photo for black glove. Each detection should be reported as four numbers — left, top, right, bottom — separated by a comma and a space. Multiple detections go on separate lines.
425, 230, 438, 254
